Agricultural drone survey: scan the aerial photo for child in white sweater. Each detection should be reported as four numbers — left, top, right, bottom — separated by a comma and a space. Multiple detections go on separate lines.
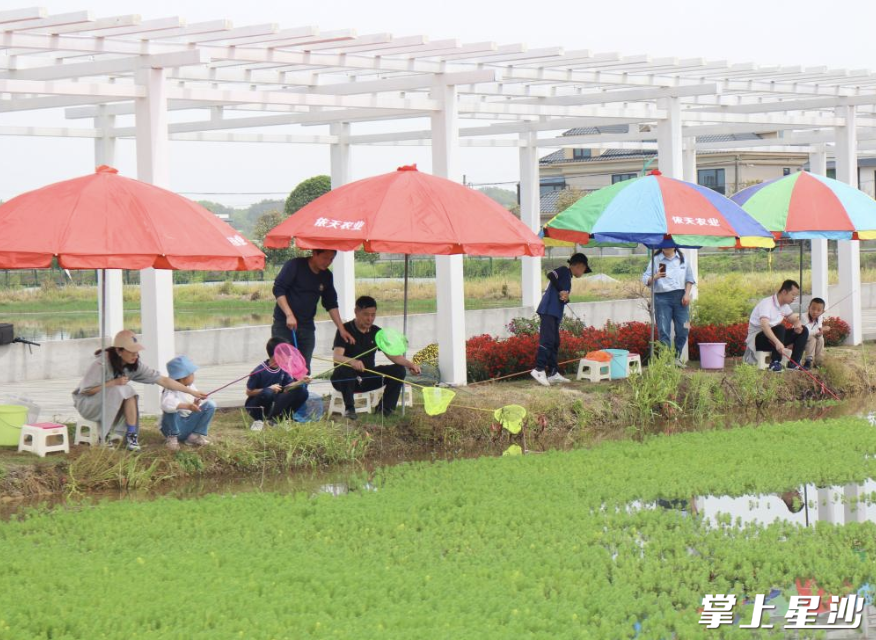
160, 355, 215, 451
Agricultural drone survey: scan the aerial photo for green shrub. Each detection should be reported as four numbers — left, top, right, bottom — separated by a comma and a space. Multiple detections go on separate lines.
691, 278, 755, 326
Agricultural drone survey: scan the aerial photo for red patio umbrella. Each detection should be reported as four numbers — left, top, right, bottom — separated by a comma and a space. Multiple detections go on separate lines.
264, 164, 544, 257
0, 165, 265, 441
0, 165, 264, 271
265, 164, 543, 397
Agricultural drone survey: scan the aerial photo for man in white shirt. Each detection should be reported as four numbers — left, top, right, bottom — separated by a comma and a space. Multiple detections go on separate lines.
746, 280, 808, 372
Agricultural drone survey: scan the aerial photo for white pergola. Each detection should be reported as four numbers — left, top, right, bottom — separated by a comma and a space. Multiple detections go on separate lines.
2, 6, 875, 405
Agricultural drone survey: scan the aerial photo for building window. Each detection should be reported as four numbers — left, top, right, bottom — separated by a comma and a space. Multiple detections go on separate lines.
539, 177, 566, 197
698, 168, 726, 195
611, 173, 638, 184
827, 168, 836, 179
783, 168, 791, 176
572, 148, 592, 160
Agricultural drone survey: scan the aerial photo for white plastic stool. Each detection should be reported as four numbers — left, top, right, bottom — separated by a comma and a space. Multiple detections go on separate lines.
74, 419, 100, 446
754, 351, 771, 370
627, 354, 643, 375
18, 422, 70, 458
400, 385, 413, 408
328, 389, 375, 416
576, 359, 611, 383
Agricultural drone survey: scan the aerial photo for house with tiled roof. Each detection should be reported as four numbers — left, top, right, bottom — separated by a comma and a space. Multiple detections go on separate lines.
539, 126, 811, 225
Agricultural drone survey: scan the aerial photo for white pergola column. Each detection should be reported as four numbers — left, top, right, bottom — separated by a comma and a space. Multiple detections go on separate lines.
431, 77, 466, 385
519, 130, 541, 309
330, 121, 355, 320
94, 106, 124, 339
682, 136, 698, 301
835, 105, 862, 345
657, 99, 688, 359
808, 147, 829, 304
135, 67, 174, 412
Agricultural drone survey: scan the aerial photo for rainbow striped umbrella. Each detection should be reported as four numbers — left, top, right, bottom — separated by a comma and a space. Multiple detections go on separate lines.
544, 172, 774, 249
731, 171, 876, 239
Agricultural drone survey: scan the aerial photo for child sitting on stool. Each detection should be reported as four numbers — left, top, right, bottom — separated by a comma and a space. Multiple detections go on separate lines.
160, 355, 215, 451
245, 337, 310, 430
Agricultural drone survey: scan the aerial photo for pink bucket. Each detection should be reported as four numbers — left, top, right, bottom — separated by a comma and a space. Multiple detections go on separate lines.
699, 343, 726, 370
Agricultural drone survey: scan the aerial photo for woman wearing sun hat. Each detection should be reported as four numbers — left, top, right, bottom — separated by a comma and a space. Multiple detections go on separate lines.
72, 330, 208, 452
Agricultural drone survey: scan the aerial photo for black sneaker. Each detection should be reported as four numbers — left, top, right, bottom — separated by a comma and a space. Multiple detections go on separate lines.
344, 409, 358, 421
125, 432, 141, 452
803, 359, 813, 370
786, 361, 800, 371
768, 360, 783, 373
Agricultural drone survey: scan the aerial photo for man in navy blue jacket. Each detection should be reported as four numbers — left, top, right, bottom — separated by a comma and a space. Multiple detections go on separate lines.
531, 253, 591, 386
272, 249, 354, 373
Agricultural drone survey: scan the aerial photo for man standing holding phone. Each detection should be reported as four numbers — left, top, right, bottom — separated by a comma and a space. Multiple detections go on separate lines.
643, 247, 696, 366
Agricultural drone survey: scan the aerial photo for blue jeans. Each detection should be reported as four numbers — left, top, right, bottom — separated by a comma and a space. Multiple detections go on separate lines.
244, 387, 308, 422
271, 320, 316, 374
160, 400, 216, 442
654, 290, 689, 355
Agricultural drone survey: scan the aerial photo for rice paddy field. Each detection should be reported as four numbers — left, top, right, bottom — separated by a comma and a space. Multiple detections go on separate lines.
2, 417, 876, 639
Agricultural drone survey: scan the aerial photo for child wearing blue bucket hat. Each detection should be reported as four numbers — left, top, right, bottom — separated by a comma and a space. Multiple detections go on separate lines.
160, 355, 215, 451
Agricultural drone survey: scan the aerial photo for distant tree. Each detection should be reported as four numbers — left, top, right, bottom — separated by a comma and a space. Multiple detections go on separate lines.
285, 175, 331, 216
253, 210, 299, 266
197, 200, 236, 216
477, 186, 518, 209
355, 248, 379, 264
555, 187, 587, 214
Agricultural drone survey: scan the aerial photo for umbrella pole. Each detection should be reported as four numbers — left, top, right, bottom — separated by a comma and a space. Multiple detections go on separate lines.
649, 252, 656, 361
402, 254, 409, 417
98, 268, 107, 444
799, 241, 804, 315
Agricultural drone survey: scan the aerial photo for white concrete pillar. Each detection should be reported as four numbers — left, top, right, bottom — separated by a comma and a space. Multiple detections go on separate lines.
657, 98, 683, 178
835, 105, 862, 345
816, 487, 835, 524
330, 122, 355, 321
682, 136, 699, 301
135, 67, 174, 412
844, 484, 865, 524
94, 107, 125, 340
657, 100, 688, 359
431, 77, 467, 385
519, 130, 542, 309
808, 147, 829, 304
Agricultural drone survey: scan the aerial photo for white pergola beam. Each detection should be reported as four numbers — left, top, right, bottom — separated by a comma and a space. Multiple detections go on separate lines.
0, 7, 46, 24
2, 11, 93, 31
0, 50, 203, 81
139, 20, 232, 40
170, 131, 338, 144
510, 83, 720, 105
33, 14, 142, 35
89, 16, 184, 37
0, 125, 99, 137
0, 78, 143, 98
164, 84, 440, 110
183, 23, 279, 44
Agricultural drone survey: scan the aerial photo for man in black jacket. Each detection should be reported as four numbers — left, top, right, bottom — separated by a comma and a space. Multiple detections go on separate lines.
272, 249, 354, 373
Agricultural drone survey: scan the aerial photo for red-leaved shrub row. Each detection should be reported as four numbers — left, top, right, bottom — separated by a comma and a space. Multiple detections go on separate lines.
466, 316, 851, 382
466, 321, 651, 382
687, 316, 850, 360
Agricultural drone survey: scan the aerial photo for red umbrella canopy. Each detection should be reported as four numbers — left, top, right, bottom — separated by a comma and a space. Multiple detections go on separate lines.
0, 165, 265, 270
265, 165, 545, 257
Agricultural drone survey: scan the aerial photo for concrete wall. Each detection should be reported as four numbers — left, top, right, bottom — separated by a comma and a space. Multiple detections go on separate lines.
0, 297, 650, 383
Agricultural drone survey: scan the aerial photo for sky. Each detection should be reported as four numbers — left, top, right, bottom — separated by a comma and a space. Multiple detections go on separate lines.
2, 0, 875, 206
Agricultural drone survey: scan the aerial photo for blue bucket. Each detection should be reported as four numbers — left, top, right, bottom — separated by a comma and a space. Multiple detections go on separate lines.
604, 349, 629, 379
